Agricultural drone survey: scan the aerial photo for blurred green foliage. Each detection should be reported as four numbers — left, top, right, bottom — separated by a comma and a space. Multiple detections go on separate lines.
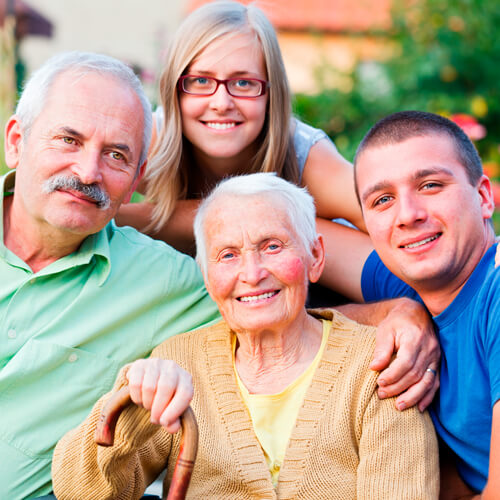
293, 0, 500, 232
0, 140, 6, 176
294, 0, 500, 162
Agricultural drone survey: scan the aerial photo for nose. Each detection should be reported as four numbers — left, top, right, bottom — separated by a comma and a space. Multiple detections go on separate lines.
395, 193, 427, 227
71, 149, 103, 185
239, 251, 268, 285
208, 82, 235, 112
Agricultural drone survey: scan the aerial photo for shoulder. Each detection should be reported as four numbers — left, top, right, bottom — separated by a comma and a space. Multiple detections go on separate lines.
361, 250, 418, 303
481, 243, 500, 290
292, 118, 333, 177
105, 221, 206, 292
463, 244, 500, 319
108, 221, 197, 266
293, 117, 329, 144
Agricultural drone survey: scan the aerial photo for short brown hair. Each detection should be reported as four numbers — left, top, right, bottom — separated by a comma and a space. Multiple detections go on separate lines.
353, 110, 483, 203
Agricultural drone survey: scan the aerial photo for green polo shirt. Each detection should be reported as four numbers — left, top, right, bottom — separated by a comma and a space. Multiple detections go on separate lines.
0, 172, 220, 498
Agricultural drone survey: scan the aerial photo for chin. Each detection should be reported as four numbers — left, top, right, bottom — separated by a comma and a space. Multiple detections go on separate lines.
50, 216, 106, 236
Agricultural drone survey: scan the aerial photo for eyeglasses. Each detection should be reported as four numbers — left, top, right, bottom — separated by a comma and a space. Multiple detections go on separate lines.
178, 75, 269, 98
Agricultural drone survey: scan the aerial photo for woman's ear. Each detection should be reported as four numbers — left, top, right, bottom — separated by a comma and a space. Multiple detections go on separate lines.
308, 234, 326, 283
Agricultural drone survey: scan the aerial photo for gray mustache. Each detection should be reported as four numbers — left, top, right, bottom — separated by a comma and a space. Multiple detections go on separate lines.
42, 175, 111, 209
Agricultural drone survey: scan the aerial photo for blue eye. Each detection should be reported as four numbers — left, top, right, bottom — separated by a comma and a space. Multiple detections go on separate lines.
374, 195, 392, 206
422, 182, 441, 189
265, 242, 282, 253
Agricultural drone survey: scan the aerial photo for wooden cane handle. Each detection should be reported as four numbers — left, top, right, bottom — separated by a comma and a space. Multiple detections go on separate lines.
95, 386, 198, 500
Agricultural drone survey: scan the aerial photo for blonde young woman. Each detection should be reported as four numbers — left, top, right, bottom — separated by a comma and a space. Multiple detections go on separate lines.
116, 0, 442, 413
116, 1, 364, 260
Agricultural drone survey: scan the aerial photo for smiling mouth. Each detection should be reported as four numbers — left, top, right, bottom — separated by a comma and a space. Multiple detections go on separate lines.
204, 122, 239, 130
400, 233, 441, 249
237, 291, 279, 302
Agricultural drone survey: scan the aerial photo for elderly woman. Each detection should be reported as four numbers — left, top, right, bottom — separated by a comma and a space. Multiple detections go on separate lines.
52, 174, 439, 499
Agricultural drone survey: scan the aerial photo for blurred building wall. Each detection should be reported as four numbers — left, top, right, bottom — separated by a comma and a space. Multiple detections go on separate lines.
18, 0, 394, 98
19, 0, 185, 100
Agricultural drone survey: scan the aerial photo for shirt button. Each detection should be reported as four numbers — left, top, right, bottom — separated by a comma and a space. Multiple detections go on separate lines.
7, 329, 17, 339
68, 353, 78, 363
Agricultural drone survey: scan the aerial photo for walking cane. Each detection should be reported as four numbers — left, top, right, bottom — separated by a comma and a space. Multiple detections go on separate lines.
95, 386, 198, 500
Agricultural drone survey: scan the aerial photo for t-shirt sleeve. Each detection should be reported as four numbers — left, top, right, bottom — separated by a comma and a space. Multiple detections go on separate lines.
485, 273, 500, 407
361, 250, 420, 303
293, 118, 333, 180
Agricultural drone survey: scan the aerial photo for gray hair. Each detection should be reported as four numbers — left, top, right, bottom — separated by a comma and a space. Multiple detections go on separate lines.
194, 173, 317, 274
16, 51, 152, 167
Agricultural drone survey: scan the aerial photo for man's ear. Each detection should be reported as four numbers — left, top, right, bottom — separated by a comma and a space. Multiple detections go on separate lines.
477, 174, 495, 220
308, 234, 326, 283
123, 160, 147, 204
4, 116, 24, 170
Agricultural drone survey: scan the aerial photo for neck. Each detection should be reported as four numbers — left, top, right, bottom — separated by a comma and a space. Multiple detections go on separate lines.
3, 195, 84, 273
190, 143, 259, 192
234, 312, 323, 394
418, 231, 496, 316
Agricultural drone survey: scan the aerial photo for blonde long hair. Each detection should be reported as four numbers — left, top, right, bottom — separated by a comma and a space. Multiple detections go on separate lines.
145, 1, 298, 231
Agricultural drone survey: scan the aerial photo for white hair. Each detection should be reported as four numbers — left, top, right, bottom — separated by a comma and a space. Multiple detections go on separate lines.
194, 173, 317, 274
16, 51, 152, 167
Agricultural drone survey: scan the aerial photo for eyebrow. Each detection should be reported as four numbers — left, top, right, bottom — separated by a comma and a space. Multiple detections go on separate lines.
60, 126, 84, 139
361, 166, 456, 204
187, 69, 261, 78
111, 143, 131, 155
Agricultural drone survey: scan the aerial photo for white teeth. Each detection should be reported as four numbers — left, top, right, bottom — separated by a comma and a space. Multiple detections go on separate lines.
206, 122, 236, 130
403, 234, 439, 249
239, 291, 276, 302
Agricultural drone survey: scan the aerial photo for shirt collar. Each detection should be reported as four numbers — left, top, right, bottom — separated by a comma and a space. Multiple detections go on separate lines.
1, 171, 112, 285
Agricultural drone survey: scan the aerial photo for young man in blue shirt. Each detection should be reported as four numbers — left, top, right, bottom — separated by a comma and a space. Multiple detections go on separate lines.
323, 110, 499, 498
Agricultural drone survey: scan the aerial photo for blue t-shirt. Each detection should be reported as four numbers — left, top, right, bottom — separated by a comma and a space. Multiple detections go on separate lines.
362, 244, 500, 492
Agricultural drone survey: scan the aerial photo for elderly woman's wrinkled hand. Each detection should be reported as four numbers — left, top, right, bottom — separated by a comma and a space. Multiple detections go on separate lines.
126, 358, 194, 433
369, 298, 440, 412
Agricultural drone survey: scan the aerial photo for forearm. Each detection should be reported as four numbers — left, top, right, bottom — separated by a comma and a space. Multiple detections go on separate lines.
115, 201, 155, 232
316, 218, 373, 302
115, 200, 199, 254
336, 297, 423, 326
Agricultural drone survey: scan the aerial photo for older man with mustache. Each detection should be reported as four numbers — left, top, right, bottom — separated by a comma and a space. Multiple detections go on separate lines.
0, 51, 220, 499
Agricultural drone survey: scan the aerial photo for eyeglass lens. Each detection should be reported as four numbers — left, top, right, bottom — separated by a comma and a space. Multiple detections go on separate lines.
182, 76, 263, 97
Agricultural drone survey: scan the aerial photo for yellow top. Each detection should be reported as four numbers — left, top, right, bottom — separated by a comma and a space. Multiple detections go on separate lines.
234, 320, 330, 485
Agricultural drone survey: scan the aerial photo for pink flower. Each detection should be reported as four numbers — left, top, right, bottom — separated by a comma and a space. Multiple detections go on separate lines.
450, 113, 486, 141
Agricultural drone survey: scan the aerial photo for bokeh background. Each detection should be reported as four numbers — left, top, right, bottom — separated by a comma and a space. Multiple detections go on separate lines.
1, 0, 499, 230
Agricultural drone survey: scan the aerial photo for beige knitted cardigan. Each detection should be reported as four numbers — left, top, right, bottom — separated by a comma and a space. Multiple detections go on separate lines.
53, 309, 439, 499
